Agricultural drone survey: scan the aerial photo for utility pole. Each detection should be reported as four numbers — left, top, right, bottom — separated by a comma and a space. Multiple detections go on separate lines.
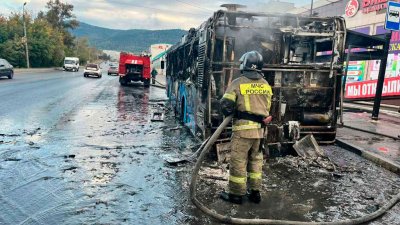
310, 0, 314, 16
23, 2, 30, 68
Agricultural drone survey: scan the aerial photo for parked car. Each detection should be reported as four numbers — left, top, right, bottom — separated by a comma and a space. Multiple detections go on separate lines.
108, 66, 118, 75
0, 58, 14, 79
83, 64, 102, 78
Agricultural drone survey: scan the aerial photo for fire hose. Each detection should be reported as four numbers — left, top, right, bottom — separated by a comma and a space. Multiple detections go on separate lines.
190, 115, 400, 225
151, 78, 166, 89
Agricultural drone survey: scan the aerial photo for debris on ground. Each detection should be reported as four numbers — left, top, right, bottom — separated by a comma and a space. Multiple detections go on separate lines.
293, 134, 337, 171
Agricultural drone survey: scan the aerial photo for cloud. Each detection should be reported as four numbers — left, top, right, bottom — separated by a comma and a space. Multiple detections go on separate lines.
0, 0, 312, 30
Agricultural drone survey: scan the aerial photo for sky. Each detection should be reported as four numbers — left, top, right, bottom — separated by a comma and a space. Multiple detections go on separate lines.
0, 0, 312, 30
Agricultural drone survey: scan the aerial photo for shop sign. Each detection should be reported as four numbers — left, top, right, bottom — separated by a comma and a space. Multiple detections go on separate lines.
345, 61, 366, 82
389, 42, 400, 51
346, 0, 360, 17
345, 76, 400, 98
376, 26, 400, 53
362, 0, 388, 14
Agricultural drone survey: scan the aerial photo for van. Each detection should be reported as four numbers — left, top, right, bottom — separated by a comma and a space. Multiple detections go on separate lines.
64, 57, 80, 72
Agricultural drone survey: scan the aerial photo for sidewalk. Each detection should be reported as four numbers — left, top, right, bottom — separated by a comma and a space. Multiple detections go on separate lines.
342, 112, 400, 138
336, 112, 400, 173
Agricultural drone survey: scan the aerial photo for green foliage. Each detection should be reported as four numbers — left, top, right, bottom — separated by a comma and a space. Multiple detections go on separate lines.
28, 18, 65, 67
0, 13, 27, 67
44, 0, 79, 30
98, 53, 111, 61
42, 0, 78, 49
0, 0, 100, 68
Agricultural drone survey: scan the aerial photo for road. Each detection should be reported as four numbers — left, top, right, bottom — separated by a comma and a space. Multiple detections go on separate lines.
0, 69, 198, 224
0, 70, 399, 224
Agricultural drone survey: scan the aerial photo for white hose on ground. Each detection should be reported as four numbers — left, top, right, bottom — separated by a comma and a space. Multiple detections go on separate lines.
189, 115, 400, 225
154, 79, 166, 86
151, 79, 166, 89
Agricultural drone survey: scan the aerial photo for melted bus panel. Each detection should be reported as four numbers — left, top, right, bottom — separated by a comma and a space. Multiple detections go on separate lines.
166, 10, 346, 145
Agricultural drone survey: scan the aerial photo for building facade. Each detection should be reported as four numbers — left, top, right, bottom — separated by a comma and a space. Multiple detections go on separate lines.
150, 44, 172, 75
291, 0, 400, 100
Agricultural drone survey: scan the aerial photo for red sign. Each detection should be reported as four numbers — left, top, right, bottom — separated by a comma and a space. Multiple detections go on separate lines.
346, 0, 360, 17
361, 0, 388, 14
345, 76, 400, 99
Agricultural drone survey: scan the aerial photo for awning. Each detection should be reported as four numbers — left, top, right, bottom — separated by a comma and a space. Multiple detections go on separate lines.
345, 30, 387, 61
346, 30, 386, 48
151, 51, 166, 63
316, 29, 387, 61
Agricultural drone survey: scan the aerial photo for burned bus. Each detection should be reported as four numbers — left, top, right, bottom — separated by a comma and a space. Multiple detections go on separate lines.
166, 5, 346, 146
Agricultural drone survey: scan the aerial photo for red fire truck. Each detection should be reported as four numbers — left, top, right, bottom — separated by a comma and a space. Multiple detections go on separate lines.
118, 52, 151, 87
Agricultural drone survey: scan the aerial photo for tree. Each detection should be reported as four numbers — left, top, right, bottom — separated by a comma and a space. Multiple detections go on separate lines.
28, 18, 65, 67
43, 0, 78, 30
0, 1, 100, 68
0, 12, 66, 67
99, 53, 111, 61
40, 0, 79, 49
0, 13, 27, 67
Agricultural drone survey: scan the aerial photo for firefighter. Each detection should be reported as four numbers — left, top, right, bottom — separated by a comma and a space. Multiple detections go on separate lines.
151, 68, 158, 85
220, 51, 273, 204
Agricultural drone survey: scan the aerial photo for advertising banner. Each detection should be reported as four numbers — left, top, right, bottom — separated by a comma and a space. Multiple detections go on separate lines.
345, 61, 366, 82
345, 76, 400, 98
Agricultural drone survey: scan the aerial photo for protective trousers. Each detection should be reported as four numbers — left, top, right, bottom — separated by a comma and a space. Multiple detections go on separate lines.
229, 134, 263, 196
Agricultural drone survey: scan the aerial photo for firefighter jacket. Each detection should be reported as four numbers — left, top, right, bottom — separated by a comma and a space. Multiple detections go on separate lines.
221, 71, 273, 139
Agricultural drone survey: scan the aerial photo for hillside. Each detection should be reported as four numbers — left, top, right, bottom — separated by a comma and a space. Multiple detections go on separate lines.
71, 22, 186, 52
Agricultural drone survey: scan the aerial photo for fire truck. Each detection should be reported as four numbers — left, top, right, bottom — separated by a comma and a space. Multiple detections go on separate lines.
118, 52, 151, 87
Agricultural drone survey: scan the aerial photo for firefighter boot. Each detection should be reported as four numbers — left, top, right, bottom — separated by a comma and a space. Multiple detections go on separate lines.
220, 191, 243, 204
248, 190, 261, 204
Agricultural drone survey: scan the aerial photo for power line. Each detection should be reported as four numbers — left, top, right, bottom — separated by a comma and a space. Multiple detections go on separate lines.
174, 0, 214, 12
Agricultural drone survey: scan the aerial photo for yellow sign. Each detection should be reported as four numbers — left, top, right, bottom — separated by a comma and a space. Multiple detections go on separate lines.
240, 83, 272, 95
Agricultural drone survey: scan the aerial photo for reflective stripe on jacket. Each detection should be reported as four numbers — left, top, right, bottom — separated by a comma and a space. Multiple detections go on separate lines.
221, 73, 272, 138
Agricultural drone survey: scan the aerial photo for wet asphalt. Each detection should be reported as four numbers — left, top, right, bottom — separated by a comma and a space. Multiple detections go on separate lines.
0, 69, 399, 225
0, 69, 197, 224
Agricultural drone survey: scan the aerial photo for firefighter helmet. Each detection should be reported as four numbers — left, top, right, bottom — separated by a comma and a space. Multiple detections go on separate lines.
239, 51, 263, 72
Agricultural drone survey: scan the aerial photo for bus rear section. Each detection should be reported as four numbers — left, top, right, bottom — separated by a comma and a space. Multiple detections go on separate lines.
166, 10, 346, 148
118, 52, 151, 87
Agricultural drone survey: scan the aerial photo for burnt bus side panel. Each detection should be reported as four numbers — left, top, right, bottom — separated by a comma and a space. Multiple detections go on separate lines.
165, 25, 211, 140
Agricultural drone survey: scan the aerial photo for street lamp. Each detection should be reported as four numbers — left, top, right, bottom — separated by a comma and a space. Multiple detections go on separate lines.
23, 2, 30, 68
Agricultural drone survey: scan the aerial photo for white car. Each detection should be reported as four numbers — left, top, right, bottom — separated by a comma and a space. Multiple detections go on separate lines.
83, 64, 102, 78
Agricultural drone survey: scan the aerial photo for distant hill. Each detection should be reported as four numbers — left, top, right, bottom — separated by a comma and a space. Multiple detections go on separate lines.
71, 22, 186, 52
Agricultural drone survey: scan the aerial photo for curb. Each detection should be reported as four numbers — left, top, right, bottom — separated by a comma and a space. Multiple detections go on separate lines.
336, 138, 400, 175
342, 125, 399, 140
14, 68, 62, 74
350, 101, 400, 110
344, 103, 400, 118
